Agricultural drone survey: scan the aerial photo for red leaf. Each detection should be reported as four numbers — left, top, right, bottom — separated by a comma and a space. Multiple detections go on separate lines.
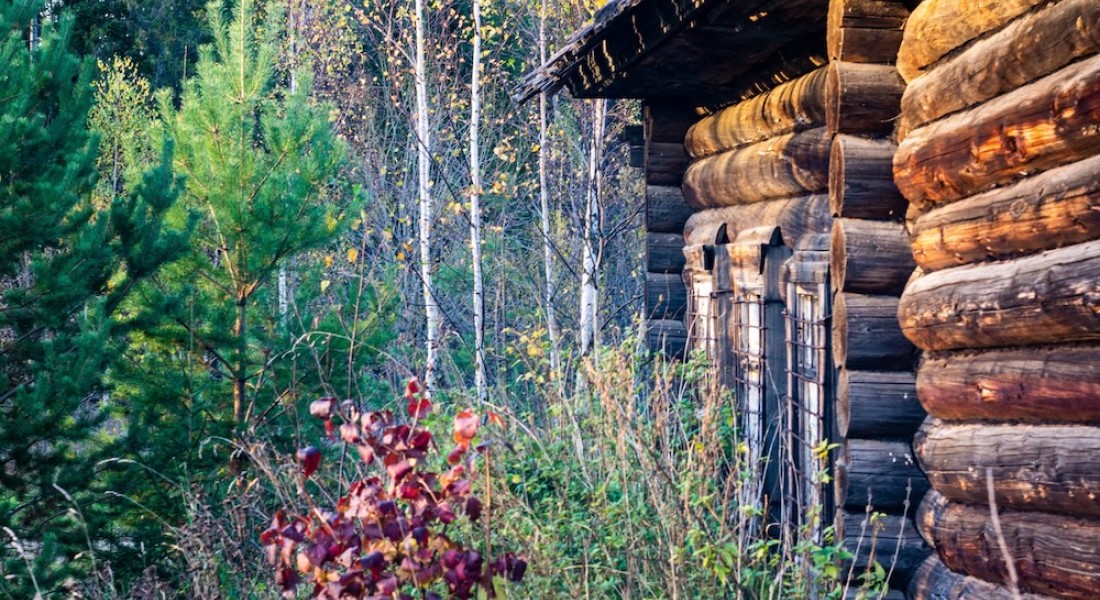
487, 411, 505, 428
323, 418, 335, 440
309, 397, 337, 420
407, 395, 433, 418
356, 444, 375, 465
453, 409, 479, 448
296, 446, 321, 478
446, 445, 466, 465
406, 377, 421, 398
339, 422, 360, 444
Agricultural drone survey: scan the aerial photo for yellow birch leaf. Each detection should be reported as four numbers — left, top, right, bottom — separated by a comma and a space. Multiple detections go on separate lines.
347, 248, 359, 263
320, 280, 331, 292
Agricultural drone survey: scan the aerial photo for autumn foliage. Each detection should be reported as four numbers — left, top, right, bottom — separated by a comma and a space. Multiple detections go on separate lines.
262, 379, 526, 598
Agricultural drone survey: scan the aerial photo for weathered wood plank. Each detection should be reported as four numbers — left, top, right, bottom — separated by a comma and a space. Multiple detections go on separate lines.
834, 293, 916, 370
909, 153, 1100, 272
839, 511, 930, 588
836, 439, 929, 512
899, 0, 1100, 136
826, 62, 905, 137
831, 218, 914, 295
646, 273, 688, 320
898, 240, 1100, 352
646, 141, 690, 186
914, 419, 1100, 518
829, 135, 906, 220
644, 101, 698, 144
647, 318, 687, 358
682, 194, 832, 246
916, 346, 1100, 423
894, 54, 1100, 209
839, 370, 925, 439
646, 185, 694, 233
896, 0, 1049, 82
908, 554, 1056, 600
827, 0, 909, 64
684, 67, 827, 159
647, 232, 687, 274
918, 490, 1100, 599
682, 128, 830, 209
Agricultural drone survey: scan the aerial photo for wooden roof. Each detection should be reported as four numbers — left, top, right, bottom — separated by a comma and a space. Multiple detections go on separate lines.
517, 0, 830, 107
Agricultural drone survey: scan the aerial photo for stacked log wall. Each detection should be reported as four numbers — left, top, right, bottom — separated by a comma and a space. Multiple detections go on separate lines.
896, 1, 1100, 597
644, 103, 695, 357
824, 0, 929, 593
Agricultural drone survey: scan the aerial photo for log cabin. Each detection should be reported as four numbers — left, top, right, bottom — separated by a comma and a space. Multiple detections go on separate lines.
519, 0, 1100, 597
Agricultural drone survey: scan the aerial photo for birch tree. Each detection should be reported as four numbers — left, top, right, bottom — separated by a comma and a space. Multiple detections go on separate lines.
537, 0, 562, 380
468, 0, 487, 401
578, 99, 606, 355
414, 0, 440, 388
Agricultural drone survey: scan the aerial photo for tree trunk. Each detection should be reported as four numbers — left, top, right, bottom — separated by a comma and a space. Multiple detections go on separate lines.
826, 0, 909, 64
914, 419, 1100, 518
896, 0, 1048, 82
682, 128, 830, 209
916, 346, 1100, 423
909, 153, 1100, 272
825, 62, 905, 137
918, 490, 1100, 599
684, 67, 827, 159
537, 1, 560, 380
829, 135, 906, 220
908, 554, 1056, 600
894, 54, 1100, 209
835, 438, 929, 512
579, 99, 605, 355
833, 292, 916, 370
469, 0, 486, 401
414, 0, 439, 387
233, 298, 247, 426
830, 218, 914, 295
838, 370, 925, 439
898, 239, 1100, 352
899, 0, 1100, 137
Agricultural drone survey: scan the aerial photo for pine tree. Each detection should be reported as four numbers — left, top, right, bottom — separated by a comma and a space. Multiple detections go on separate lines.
0, 0, 183, 594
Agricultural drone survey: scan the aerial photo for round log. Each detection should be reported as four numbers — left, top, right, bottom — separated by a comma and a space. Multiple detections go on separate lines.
646, 273, 687, 320
896, 0, 1048, 82
647, 232, 686, 274
826, 0, 909, 64
908, 554, 1056, 600
647, 318, 687, 358
682, 128, 830, 209
684, 67, 827, 159
683, 194, 831, 246
646, 185, 694, 233
825, 62, 904, 137
829, 135, 906, 220
914, 419, 1100, 518
899, 0, 1100, 137
894, 54, 1100, 210
838, 511, 930, 588
917, 490, 1100, 599
916, 346, 1100, 423
833, 293, 916, 370
831, 219, 914, 295
646, 141, 689, 186
838, 370, 925, 439
898, 239, 1100, 353
909, 153, 1100, 272
836, 438, 929, 513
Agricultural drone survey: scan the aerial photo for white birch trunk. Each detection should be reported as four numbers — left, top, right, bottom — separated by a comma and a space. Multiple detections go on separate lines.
469, 0, 487, 401
538, 0, 562, 380
414, 0, 440, 387
579, 99, 606, 355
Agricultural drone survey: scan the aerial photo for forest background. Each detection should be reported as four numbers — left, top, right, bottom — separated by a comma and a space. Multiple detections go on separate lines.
0, 0, 857, 597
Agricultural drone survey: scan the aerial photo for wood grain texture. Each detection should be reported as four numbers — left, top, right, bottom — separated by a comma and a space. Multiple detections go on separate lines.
918, 490, 1100, 599
839, 511, 930, 588
646, 141, 690, 186
647, 232, 688, 274
647, 318, 687, 358
682, 128, 830, 209
829, 135, 906, 220
682, 194, 832, 246
908, 554, 1056, 600
896, 0, 1049, 82
827, 0, 909, 64
646, 185, 694, 233
836, 438, 930, 512
826, 62, 905, 136
834, 292, 916, 370
899, 0, 1100, 136
916, 346, 1100, 423
839, 370, 925, 439
894, 54, 1100, 209
909, 153, 1100, 272
831, 218, 915, 295
646, 273, 687, 320
914, 419, 1100, 518
684, 67, 827, 159
898, 239, 1100, 352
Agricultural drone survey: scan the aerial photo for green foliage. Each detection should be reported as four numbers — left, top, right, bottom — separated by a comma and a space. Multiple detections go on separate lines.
0, 1, 183, 594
